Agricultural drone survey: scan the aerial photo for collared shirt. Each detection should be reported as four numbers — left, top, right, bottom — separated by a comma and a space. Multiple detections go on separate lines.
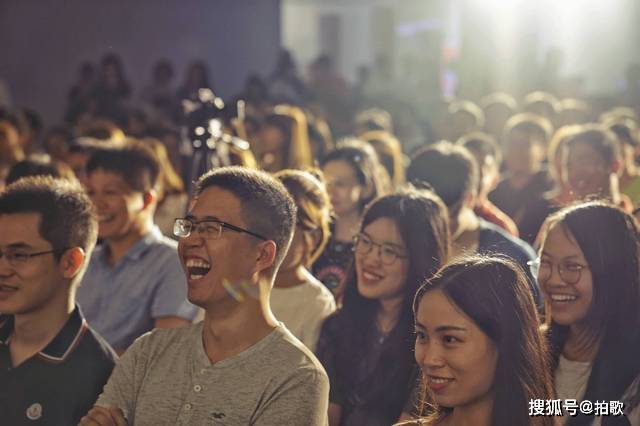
0, 306, 117, 426
97, 322, 329, 425
77, 226, 198, 349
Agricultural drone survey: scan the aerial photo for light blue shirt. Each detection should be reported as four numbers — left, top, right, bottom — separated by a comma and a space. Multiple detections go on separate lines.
76, 226, 198, 349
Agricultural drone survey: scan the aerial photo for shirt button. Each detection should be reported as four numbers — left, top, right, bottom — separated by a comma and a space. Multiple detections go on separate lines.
200, 368, 207, 375
184, 403, 192, 411
194, 385, 202, 392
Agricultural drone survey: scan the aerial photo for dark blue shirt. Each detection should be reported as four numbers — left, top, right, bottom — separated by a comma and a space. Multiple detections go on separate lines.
0, 306, 117, 425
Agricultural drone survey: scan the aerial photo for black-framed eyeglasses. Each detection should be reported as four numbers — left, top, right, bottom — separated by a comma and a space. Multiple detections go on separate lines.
173, 218, 267, 241
528, 258, 589, 285
353, 233, 407, 266
0, 249, 57, 266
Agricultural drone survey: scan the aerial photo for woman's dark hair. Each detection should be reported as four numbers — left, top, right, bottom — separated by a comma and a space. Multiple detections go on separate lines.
539, 201, 640, 425
319, 188, 451, 423
320, 138, 391, 211
413, 256, 554, 426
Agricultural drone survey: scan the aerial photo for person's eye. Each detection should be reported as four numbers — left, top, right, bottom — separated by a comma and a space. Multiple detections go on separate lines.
415, 330, 427, 343
539, 259, 552, 269
563, 262, 583, 272
382, 246, 399, 258
205, 225, 218, 234
443, 335, 460, 345
11, 252, 30, 262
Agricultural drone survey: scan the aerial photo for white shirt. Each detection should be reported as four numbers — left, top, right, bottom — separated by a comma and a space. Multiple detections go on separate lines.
271, 271, 336, 352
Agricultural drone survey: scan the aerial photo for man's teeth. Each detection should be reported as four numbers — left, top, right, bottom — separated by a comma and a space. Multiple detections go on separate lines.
186, 259, 211, 269
550, 294, 578, 302
189, 273, 205, 280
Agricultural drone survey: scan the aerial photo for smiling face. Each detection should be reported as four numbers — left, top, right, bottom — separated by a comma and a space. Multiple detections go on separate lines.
355, 217, 408, 301
414, 289, 498, 409
85, 169, 148, 242
0, 213, 66, 315
539, 224, 593, 328
177, 186, 263, 308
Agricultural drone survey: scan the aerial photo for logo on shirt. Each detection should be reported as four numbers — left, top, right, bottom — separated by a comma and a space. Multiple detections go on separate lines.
26, 403, 43, 420
209, 411, 226, 419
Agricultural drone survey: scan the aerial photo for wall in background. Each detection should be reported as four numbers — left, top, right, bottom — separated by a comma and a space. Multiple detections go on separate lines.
0, 0, 281, 125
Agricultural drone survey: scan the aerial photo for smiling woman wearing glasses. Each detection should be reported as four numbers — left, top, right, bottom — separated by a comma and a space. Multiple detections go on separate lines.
537, 201, 640, 424
316, 188, 451, 425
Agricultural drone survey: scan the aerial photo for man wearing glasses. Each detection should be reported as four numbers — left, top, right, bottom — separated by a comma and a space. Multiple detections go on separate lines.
81, 167, 329, 426
0, 177, 117, 425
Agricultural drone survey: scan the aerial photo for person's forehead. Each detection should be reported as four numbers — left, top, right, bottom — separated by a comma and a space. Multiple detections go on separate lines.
191, 186, 243, 221
0, 212, 48, 247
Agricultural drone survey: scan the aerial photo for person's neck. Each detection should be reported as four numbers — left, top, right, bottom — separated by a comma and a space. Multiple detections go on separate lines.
106, 222, 152, 266
10, 290, 74, 367
447, 392, 494, 426
377, 294, 404, 334
201, 285, 278, 364
564, 324, 600, 362
334, 210, 361, 242
451, 208, 480, 255
274, 264, 309, 289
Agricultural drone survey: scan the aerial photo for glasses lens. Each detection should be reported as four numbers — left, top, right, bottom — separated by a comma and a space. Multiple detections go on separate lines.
561, 267, 580, 285
356, 234, 371, 254
173, 219, 191, 237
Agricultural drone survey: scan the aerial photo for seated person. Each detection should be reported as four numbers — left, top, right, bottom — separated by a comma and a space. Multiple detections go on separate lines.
411, 256, 554, 425
457, 132, 518, 236
0, 177, 117, 425
273, 170, 336, 351
407, 141, 541, 307
80, 167, 329, 425
76, 143, 197, 353
489, 113, 554, 243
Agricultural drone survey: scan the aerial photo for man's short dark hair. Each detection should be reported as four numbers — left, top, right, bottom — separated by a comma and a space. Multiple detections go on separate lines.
0, 176, 98, 262
86, 142, 160, 192
407, 142, 478, 208
195, 166, 296, 274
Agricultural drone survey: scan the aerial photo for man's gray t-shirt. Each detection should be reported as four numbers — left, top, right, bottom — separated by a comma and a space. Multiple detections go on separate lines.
97, 322, 329, 425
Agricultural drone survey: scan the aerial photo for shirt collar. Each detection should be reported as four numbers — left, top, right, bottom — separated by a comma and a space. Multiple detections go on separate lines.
0, 305, 88, 363
100, 226, 164, 264
125, 226, 163, 261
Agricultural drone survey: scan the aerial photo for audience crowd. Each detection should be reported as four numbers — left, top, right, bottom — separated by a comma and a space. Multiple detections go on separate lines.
1, 50, 640, 425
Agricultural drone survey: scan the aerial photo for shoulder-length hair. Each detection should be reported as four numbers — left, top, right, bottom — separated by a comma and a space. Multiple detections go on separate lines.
413, 256, 554, 426
326, 187, 451, 422
539, 201, 640, 425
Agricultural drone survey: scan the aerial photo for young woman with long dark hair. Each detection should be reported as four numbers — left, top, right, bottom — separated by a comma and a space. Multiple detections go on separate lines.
316, 188, 451, 425
411, 256, 554, 426
536, 201, 640, 425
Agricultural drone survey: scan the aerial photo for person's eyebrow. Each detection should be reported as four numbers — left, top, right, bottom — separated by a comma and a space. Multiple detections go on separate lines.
541, 251, 582, 260
5, 242, 34, 250
184, 214, 223, 222
414, 321, 426, 330
435, 325, 468, 333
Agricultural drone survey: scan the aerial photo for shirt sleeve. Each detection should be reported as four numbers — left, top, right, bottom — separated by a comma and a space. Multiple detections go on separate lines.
150, 250, 198, 321
96, 334, 149, 422
252, 368, 329, 426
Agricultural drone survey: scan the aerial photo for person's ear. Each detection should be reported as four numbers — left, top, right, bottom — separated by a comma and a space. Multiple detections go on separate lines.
59, 247, 86, 279
142, 189, 157, 210
254, 240, 277, 275
611, 158, 622, 175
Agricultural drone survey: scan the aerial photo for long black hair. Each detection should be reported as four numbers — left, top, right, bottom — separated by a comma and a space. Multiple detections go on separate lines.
413, 256, 554, 426
540, 201, 640, 425
318, 187, 450, 422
